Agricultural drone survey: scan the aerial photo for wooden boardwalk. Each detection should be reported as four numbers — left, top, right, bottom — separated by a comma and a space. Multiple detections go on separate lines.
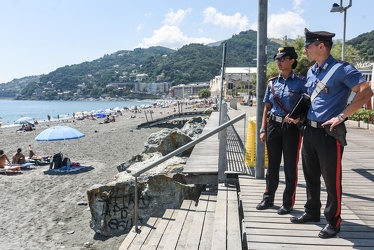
120, 104, 374, 249
235, 106, 374, 249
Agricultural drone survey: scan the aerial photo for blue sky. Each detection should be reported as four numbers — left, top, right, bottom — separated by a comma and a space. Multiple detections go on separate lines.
1, 0, 373, 83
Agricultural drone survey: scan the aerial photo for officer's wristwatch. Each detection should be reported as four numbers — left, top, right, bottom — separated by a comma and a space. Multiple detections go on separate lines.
337, 114, 345, 121
260, 128, 266, 134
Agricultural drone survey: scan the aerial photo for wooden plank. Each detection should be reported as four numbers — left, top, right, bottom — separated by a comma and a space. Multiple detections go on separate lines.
119, 225, 144, 250
211, 185, 228, 250
198, 193, 217, 250
146, 209, 175, 250
127, 217, 158, 250
157, 208, 180, 249
184, 193, 210, 249
163, 200, 193, 250
226, 185, 242, 250
175, 200, 197, 249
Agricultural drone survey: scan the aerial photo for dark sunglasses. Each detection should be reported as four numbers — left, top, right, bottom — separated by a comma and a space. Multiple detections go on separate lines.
275, 56, 290, 62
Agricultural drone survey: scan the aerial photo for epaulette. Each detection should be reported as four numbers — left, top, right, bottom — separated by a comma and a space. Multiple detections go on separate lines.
267, 76, 277, 82
294, 74, 306, 80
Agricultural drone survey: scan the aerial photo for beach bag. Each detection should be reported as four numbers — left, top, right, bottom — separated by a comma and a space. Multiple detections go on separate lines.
50, 153, 63, 169
62, 157, 71, 167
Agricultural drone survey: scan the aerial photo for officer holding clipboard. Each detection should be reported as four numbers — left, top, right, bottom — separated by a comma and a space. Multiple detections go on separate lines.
256, 47, 307, 215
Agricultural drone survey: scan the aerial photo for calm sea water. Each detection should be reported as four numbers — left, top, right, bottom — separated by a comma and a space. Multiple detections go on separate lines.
0, 99, 154, 127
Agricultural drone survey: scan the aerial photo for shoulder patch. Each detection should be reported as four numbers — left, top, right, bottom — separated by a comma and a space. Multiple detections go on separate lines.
294, 74, 306, 80
268, 76, 277, 82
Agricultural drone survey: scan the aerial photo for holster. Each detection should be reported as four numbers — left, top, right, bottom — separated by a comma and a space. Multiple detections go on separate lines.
324, 123, 347, 146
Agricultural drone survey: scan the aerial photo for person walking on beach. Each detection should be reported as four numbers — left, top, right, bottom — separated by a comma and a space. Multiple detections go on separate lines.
256, 47, 307, 215
289, 28, 373, 239
12, 148, 26, 164
0, 150, 12, 168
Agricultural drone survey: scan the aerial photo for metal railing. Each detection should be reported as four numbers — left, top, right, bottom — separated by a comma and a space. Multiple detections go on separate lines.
128, 111, 246, 232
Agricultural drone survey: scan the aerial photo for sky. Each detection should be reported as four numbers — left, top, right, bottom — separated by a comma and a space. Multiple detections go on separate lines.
1, 0, 373, 84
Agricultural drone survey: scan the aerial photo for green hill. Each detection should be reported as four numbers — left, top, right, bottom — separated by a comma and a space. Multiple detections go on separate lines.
1, 28, 373, 100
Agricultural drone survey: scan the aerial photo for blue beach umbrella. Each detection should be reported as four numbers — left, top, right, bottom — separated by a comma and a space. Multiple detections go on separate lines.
95, 112, 106, 118
15, 116, 33, 124
35, 126, 85, 141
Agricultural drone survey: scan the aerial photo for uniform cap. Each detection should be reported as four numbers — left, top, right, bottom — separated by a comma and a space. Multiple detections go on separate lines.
274, 47, 298, 60
304, 28, 335, 46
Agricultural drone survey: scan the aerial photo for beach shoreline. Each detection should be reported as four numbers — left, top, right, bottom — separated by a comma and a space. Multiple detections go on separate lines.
0, 106, 186, 250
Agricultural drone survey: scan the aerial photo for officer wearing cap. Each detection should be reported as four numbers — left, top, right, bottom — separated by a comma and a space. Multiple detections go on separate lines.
256, 47, 307, 215
289, 28, 373, 238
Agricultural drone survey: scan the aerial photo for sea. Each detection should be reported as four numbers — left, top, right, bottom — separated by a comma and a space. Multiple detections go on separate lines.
0, 99, 155, 127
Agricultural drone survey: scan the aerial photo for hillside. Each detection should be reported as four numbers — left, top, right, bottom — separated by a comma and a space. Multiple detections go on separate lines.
347, 30, 374, 62
1, 28, 373, 100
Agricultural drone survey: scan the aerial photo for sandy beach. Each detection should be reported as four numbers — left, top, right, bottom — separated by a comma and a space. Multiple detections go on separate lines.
0, 106, 184, 250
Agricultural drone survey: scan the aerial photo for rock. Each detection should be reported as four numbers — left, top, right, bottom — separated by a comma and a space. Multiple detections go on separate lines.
87, 173, 200, 236
88, 118, 206, 237
142, 128, 193, 156
181, 116, 207, 138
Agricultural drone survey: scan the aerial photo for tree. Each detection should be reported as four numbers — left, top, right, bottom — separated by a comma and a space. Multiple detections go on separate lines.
198, 89, 211, 99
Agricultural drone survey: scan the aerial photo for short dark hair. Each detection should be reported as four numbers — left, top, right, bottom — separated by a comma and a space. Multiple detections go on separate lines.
17, 148, 22, 153
322, 40, 333, 50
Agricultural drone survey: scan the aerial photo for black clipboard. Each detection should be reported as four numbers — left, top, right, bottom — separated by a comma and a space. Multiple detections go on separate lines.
289, 93, 311, 119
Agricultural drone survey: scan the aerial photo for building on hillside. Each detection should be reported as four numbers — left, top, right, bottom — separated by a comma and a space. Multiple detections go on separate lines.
134, 82, 148, 92
210, 67, 257, 99
170, 82, 210, 99
135, 73, 148, 82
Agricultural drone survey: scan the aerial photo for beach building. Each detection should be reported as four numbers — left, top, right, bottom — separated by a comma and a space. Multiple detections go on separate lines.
169, 82, 210, 99
210, 67, 257, 100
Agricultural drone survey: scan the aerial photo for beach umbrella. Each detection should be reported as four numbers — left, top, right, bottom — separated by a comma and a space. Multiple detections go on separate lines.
15, 116, 33, 124
35, 126, 85, 141
95, 112, 106, 118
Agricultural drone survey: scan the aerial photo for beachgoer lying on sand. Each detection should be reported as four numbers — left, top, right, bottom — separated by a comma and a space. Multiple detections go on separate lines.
12, 148, 26, 164
28, 145, 52, 160
0, 150, 12, 168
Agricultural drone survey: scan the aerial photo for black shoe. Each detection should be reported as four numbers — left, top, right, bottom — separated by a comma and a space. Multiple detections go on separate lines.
256, 199, 274, 210
290, 213, 320, 223
277, 206, 293, 215
318, 223, 340, 239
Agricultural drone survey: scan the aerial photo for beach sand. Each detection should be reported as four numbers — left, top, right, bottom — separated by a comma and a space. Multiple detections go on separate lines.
0, 107, 186, 250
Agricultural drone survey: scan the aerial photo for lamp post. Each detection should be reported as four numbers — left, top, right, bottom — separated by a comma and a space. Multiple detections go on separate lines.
330, 0, 352, 61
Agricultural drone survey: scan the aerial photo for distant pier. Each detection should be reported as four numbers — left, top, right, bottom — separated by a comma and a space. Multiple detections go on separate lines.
137, 110, 212, 129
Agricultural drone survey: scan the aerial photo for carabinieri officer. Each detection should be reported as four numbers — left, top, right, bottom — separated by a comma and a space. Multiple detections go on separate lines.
256, 47, 307, 215
290, 28, 373, 239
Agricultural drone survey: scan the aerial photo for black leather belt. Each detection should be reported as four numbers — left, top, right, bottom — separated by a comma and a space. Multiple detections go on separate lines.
269, 114, 284, 123
307, 119, 325, 128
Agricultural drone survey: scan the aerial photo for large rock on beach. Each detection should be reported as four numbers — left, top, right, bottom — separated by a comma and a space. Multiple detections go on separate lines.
181, 116, 207, 138
142, 128, 193, 156
88, 118, 206, 236
87, 154, 199, 236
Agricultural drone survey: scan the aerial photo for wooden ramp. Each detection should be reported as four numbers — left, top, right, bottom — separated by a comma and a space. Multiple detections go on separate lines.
239, 125, 374, 249
119, 184, 242, 250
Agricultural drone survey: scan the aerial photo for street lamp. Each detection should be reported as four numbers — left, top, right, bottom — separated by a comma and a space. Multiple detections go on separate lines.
330, 0, 352, 61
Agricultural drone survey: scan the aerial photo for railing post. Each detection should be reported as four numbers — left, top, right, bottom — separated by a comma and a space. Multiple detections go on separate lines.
218, 103, 228, 183
134, 176, 139, 232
